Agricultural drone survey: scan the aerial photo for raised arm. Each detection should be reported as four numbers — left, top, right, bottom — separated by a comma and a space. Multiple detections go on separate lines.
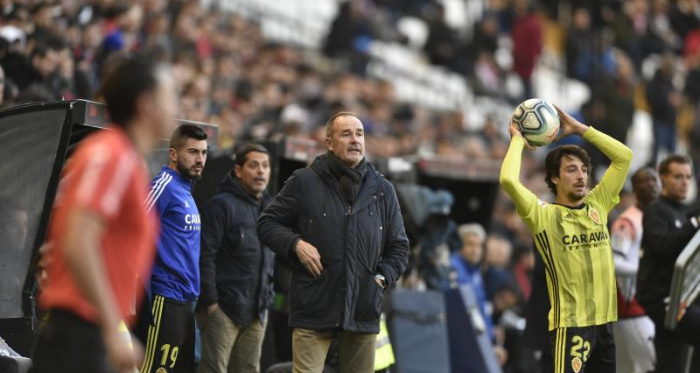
555, 107, 633, 211
584, 128, 633, 208
500, 123, 539, 217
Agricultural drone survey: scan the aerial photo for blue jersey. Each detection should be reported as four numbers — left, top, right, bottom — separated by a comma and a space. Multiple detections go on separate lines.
146, 166, 201, 302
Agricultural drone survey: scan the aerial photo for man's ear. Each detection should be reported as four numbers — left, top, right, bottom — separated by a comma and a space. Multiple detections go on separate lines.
325, 137, 332, 151
234, 164, 242, 179
169, 148, 177, 164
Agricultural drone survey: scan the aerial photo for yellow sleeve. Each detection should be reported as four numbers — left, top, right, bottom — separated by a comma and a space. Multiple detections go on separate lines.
499, 136, 539, 219
584, 127, 633, 212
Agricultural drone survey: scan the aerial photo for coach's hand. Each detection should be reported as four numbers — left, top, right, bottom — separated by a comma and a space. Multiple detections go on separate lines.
207, 303, 219, 315
295, 240, 323, 277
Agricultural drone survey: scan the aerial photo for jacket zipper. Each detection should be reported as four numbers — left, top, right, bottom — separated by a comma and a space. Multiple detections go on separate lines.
339, 203, 352, 328
255, 203, 265, 320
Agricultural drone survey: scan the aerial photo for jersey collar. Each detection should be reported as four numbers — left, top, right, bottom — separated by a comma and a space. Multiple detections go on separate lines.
161, 166, 193, 190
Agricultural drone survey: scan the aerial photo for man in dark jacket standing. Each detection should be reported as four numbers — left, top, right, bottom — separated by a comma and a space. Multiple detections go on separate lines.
257, 112, 410, 373
638, 154, 700, 373
198, 143, 274, 373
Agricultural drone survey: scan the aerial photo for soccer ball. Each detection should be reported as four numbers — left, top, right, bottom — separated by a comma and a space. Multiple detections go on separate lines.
512, 98, 560, 147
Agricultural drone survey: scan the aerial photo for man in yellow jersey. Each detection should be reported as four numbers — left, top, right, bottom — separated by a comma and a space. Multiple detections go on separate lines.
500, 107, 633, 373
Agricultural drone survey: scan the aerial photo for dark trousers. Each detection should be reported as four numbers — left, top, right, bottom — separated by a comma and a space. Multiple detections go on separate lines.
549, 323, 615, 373
652, 122, 677, 164
30, 309, 115, 373
647, 303, 700, 373
134, 294, 196, 373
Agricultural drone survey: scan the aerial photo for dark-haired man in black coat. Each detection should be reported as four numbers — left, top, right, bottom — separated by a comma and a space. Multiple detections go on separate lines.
198, 143, 274, 373
638, 154, 700, 373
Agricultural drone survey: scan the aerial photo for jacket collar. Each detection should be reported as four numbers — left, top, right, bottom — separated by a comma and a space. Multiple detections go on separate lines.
311, 153, 380, 188
310, 153, 385, 212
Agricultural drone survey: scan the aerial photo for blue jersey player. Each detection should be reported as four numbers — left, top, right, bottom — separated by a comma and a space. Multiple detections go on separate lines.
136, 124, 208, 373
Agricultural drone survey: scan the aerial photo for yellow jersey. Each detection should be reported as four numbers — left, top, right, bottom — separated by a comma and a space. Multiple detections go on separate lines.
500, 128, 632, 330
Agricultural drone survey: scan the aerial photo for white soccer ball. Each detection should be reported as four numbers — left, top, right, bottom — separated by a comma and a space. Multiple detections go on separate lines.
512, 98, 561, 147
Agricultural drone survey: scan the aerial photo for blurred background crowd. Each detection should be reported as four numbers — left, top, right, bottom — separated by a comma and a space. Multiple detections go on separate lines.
2, 0, 700, 371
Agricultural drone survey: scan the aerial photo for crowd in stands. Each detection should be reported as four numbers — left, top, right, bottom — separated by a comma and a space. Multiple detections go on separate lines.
3, 0, 700, 371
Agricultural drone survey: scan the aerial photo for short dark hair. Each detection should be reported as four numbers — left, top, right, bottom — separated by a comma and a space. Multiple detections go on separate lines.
658, 154, 692, 176
544, 145, 592, 195
170, 124, 208, 150
325, 112, 357, 137
235, 143, 269, 168
630, 167, 656, 186
30, 44, 52, 61
99, 56, 166, 127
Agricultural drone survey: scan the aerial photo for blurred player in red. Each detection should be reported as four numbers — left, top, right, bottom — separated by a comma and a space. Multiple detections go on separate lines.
31, 56, 178, 373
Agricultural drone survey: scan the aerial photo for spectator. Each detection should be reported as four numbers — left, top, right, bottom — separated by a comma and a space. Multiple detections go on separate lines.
423, 3, 461, 72
450, 223, 508, 364
257, 112, 410, 373
198, 143, 274, 373
29, 2, 57, 44
566, 7, 596, 84
638, 154, 700, 373
648, 0, 680, 53
511, 0, 542, 99
450, 224, 496, 341
669, 0, 700, 42
646, 53, 681, 163
597, 52, 635, 145
98, 4, 144, 68
510, 245, 535, 301
687, 52, 700, 185
482, 235, 515, 301
469, 15, 499, 58
613, 0, 649, 67
323, 1, 371, 72
21, 43, 60, 95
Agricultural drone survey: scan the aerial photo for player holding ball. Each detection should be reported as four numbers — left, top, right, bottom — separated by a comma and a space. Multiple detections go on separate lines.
500, 101, 633, 373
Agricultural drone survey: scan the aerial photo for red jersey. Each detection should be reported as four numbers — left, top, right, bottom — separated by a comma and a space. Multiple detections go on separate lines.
40, 126, 158, 324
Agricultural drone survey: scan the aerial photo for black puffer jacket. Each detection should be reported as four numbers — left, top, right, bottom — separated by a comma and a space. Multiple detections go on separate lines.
257, 154, 409, 333
198, 172, 274, 327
